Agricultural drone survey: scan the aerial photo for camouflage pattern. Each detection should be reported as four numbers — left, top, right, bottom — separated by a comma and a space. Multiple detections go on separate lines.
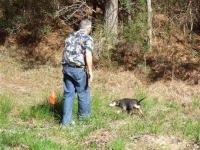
61, 29, 94, 66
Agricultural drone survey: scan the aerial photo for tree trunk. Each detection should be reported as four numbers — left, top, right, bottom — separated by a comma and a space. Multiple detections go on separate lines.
127, 0, 132, 21
147, 0, 152, 52
104, 0, 118, 39
92, 0, 97, 19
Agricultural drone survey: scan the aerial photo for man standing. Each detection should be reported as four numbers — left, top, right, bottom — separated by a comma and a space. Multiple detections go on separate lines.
61, 19, 93, 127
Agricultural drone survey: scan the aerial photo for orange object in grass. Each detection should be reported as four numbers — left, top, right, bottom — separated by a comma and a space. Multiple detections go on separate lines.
49, 91, 56, 105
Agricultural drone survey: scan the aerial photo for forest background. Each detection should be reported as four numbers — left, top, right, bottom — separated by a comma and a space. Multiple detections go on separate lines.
0, 0, 200, 149
0, 0, 199, 83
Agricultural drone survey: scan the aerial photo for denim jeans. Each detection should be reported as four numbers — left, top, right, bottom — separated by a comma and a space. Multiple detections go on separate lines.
62, 66, 91, 125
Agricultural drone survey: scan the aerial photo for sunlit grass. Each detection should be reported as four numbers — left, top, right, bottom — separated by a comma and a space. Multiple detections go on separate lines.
0, 55, 199, 149
0, 131, 70, 150
0, 94, 13, 124
1, 84, 200, 149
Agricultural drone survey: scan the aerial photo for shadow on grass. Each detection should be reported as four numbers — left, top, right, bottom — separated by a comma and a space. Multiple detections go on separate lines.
28, 92, 64, 124
49, 101, 63, 123
48, 92, 63, 123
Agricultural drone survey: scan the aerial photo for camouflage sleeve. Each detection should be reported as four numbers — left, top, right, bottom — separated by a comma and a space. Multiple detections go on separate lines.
84, 37, 94, 52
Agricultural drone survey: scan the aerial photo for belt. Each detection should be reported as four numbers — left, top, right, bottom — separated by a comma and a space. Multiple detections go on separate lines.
63, 64, 85, 68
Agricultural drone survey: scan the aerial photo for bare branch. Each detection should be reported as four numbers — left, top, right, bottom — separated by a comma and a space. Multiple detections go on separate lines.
57, 1, 95, 26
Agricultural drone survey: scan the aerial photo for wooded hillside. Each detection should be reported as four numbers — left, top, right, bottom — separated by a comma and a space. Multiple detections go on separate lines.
0, 0, 199, 84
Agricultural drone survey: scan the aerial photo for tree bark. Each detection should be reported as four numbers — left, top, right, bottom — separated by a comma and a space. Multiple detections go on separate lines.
147, 0, 152, 52
104, 0, 118, 38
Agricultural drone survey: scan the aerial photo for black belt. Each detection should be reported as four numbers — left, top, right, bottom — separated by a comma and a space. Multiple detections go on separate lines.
63, 64, 85, 68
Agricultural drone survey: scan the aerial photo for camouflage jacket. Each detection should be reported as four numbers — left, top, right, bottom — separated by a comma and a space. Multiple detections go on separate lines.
61, 29, 94, 66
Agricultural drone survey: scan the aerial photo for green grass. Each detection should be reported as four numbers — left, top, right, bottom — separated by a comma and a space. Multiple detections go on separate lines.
0, 131, 71, 150
0, 90, 200, 149
18, 104, 56, 126
183, 118, 200, 141
107, 137, 127, 150
0, 65, 199, 149
0, 94, 14, 124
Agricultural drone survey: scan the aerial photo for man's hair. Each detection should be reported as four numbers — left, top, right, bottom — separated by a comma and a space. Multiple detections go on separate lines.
79, 19, 92, 29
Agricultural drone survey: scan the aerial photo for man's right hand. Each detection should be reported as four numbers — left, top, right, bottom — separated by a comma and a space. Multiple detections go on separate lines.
88, 71, 93, 87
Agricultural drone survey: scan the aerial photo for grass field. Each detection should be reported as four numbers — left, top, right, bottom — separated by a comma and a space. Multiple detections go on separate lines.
0, 52, 200, 150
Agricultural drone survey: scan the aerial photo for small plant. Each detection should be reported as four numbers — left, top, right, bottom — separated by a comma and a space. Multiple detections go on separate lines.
183, 119, 200, 141
108, 137, 126, 150
197, 124, 200, 143
138, 63, 151, 75
0, 94, 13, 124
192, 96, 200, 109
41, 25, 52, 36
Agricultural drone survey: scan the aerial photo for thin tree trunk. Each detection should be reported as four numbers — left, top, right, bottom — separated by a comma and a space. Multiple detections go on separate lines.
104, 0, 118, 38
92, 0, 97, 19
147, 0, 152, 52
188, 1, 193, 40
127, 0, 132, 21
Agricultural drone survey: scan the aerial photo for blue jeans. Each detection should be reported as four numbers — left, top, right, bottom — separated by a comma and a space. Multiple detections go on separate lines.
62, 66, 91, 125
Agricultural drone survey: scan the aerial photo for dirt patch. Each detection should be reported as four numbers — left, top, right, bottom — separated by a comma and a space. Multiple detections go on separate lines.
148, 80, 200, 103
12, 144, 29, 150
81, 128, 200, 150
83, 129, 117, 148
131, 134, 200, 150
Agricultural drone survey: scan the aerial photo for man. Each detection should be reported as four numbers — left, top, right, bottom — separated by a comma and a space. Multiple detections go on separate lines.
61, 19, 94, 127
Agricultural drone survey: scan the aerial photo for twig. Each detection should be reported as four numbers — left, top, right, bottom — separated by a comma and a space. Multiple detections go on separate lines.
57, 1, 95, 26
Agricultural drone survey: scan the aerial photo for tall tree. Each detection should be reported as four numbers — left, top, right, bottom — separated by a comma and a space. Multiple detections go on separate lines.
104, 0, 118, 41
147, 0, 152, 52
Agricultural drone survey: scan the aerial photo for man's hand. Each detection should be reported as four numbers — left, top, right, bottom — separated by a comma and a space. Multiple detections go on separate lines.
85, 50, 93, 87
88, 71, 93, 87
